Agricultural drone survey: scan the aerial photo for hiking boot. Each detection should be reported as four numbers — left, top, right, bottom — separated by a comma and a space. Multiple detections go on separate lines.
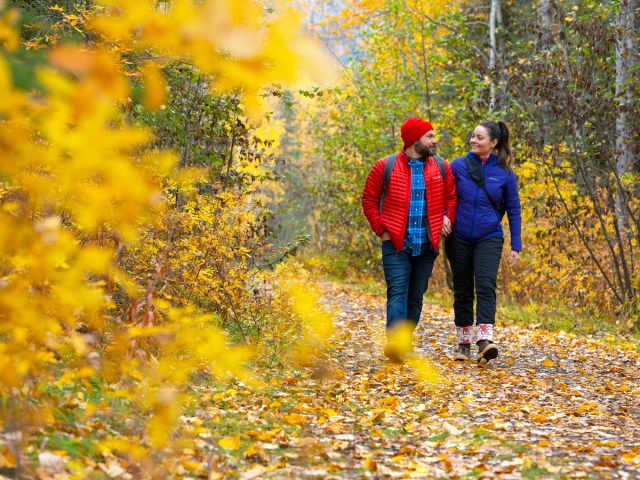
454, 343, 471, 361
383, 342, 405, 364
476, 340, 498, 365
384, 322, 415, 364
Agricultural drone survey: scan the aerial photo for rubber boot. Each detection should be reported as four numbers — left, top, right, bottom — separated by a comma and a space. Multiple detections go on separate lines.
476, 324, 498, 365
454, 343, 471, 361
476, 340, 499, 365
454, 326, 473, 361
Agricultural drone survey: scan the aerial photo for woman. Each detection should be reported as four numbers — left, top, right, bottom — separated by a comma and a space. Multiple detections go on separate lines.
445, 120, 522, 365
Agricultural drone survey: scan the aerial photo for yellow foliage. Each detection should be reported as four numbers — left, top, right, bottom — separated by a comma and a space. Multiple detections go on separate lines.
0, 0, 333, 468
0, 6, 19, 51
140, 62, 167, 110
89, 0, 335, 114
268, 261, 335, 366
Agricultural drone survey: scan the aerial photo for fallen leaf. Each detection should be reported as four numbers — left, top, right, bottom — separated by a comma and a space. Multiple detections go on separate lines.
218, 436, 241, 450
442, 422, 461, 436
282, 412, 307, 425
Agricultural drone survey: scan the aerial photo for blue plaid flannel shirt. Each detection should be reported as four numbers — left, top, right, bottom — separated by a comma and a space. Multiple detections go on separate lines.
404, 158, 432, 256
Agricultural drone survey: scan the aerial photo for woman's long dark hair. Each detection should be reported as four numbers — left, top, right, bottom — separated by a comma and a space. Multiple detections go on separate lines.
479, 120, 512, 172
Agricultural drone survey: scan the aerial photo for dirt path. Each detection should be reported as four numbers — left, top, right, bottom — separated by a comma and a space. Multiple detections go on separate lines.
204, 281, 640, 479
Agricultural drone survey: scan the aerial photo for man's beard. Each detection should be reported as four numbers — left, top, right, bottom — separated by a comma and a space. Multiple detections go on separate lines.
414, 142, 435, 158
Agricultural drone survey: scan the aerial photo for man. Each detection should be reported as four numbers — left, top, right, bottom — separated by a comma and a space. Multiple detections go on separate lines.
361, 117, 457, 363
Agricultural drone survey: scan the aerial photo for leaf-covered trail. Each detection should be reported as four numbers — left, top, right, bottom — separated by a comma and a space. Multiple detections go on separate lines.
200, 282, 640, 479
316, 281, 640, 478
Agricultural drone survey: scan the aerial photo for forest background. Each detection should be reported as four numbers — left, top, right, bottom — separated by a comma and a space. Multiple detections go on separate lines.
0, 0, 638, 477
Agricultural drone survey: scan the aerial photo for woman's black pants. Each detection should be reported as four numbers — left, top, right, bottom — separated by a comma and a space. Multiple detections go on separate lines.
445, 235, 504, 327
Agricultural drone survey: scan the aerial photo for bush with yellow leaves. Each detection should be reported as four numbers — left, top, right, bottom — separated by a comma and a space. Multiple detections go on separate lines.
0, 0, 334, 474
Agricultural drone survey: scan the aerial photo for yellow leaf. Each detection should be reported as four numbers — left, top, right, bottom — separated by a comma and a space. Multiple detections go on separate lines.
621, 450, 640, 463
282, 412, 307, 426
363, 458, 377, 471
243, 445, 262, 458
381, 396, 400, 409
370, 411, 385, 424
218, 436, 241, 450
541, 358, 554, 367
578, 402, 594, 413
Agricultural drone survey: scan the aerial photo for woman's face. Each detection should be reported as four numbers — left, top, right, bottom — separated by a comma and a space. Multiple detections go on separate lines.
469, 126, 498, 158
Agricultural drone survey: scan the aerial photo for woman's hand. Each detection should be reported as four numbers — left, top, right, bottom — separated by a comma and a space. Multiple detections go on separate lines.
441, 216, 452, 237
509, 250, 520, 266
381, 231, 391, 241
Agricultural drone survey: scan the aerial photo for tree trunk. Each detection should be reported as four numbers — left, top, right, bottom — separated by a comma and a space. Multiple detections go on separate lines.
414, 0, 433, 120
614, 0, 637, 235
538, 0, 553, 47
538, 0, 554, 149
489, 0, 498, 113
496, 0, 507, 110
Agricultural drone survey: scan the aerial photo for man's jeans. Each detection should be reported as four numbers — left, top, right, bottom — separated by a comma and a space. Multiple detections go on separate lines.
381, 240, 438, 333
445, 235, 504, 327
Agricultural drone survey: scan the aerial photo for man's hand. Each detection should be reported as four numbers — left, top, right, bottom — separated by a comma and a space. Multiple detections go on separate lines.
509, 250, 520, 266
381, 231, 391, 241
441, 216, 452, 237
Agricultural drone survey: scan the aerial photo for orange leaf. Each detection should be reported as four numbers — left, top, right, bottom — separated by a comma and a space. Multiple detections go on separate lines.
50, 46, 95, 74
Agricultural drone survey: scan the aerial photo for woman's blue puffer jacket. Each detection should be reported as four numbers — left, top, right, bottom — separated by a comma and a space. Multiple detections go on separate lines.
450, 152, 522, 252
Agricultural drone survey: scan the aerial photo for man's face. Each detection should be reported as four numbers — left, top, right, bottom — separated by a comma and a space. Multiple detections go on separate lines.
414, 131, 437, 157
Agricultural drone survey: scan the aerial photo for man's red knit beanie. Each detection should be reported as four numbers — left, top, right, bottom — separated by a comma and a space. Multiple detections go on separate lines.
400, 117, 434, 148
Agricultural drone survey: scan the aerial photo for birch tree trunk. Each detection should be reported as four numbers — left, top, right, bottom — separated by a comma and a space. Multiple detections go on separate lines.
489, 0, 498, 113
496, 0, 507, 111
538, 0, 554, 149
538, 0, 553, 47
614, 0, 638, 234
419, 6, 432, 121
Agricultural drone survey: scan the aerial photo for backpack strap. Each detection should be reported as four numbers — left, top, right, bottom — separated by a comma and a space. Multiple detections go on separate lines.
463, 156, 504, 218
433, 155, 446, 180
379, 153, 397, 213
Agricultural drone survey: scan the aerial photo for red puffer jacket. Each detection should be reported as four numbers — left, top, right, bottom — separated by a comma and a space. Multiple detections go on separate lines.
361, 150, 457, 252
